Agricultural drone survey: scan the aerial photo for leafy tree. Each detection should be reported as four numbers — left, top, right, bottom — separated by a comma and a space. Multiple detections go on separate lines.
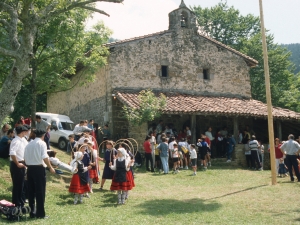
282, 43, 300, 75
0, 0, 123, 124
192, 2, 300, 111
123, 90, 167, 126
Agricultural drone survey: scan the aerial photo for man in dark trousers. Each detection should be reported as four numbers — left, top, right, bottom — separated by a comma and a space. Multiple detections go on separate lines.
280, 134, 300, 182
9, 125, 28, 207
24, 130, 55, 219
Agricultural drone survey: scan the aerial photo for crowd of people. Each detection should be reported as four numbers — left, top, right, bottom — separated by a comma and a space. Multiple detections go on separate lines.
143, 121, 237, 176
0, 116, 135, 220
1, 116, 300, 219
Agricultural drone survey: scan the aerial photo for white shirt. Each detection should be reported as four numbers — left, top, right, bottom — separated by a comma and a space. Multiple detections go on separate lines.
49, 157, 60, 166
9, 136, 28, 161
71, 161, 88, 174
178, 141, 188, 148
24, 138, 48, 167
74, 136, 93, 148
189, 149, 197, 159
205, 131, 215, 141
169, 141, 176, 151
280, 139, 300, 155
186, 130, 191, 136
110, 156, 131, 171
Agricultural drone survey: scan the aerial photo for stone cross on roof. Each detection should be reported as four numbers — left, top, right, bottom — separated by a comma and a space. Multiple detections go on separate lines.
180, 0, 187, 8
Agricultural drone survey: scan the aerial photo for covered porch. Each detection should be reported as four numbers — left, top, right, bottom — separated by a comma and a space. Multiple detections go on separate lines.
116, 91, 300, 144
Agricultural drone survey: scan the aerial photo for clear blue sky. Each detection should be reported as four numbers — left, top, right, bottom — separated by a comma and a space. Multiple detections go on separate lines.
87, 0, 300, 44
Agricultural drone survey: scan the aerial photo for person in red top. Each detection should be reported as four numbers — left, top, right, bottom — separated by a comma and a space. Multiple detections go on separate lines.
24, 116, 31, 126
143, 135, 154, 172
268, 138, 283, 176
202, 134, 212, 166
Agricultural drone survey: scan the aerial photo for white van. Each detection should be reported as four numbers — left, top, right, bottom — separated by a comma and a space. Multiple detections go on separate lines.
36, 112, 74, 150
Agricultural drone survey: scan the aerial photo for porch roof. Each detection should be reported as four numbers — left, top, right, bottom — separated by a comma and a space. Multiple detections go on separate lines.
116, 91, 300, 120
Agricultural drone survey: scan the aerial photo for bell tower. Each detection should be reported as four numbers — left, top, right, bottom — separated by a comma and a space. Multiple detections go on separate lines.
168, 0, 198, 31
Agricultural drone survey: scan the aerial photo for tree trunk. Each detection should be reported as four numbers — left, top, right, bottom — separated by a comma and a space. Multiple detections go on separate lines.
0, 19, 36, 124
30, 59, 37, 128
0, 58, 31, 123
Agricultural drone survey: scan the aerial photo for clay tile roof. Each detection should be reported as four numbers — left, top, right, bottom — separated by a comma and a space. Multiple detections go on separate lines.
116, 91, 300, 120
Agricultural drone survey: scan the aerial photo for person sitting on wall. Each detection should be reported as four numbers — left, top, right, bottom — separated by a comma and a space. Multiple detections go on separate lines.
0, 129, 14, 158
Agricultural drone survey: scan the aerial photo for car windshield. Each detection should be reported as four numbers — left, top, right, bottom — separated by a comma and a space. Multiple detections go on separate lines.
59, 122, 73, 131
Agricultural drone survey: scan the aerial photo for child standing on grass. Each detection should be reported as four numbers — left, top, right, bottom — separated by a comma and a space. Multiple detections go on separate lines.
69, 152, 91, 204
278, 158, 288, 178
109, 148, 135, 205
189, 144, 197, 176
87, 141, 102, 193
197, 138, 208, 170
171, 143, 180, 174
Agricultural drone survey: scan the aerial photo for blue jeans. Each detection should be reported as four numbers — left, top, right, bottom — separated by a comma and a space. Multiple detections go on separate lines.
160, 156, 169, 174
44, 132, 50, 150
227, 146, 234, 160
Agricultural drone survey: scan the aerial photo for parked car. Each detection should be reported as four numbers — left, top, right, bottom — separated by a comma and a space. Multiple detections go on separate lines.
36, 112, 74, 150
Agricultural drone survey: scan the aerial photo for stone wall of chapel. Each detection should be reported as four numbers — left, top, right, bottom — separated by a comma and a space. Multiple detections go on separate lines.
47, 67, 109, 128
109, 29, 251, 98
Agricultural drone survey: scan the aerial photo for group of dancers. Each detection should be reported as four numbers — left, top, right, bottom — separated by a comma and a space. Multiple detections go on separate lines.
50, 130, 135, 205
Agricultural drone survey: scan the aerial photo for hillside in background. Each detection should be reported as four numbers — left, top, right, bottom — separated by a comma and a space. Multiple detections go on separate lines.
282, 43, 300, 74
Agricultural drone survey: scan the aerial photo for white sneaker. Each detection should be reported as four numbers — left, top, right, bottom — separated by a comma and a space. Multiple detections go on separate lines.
203, 167, 207, 170
226, 159, 231, 162
185, 166, 189, 170
208, 162, 211, 166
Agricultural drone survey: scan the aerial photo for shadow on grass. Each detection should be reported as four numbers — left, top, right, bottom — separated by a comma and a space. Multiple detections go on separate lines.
56, 193, 82, 206
136, 198, 221, 215
96, 192, 118, 208
206, 184, 268, 200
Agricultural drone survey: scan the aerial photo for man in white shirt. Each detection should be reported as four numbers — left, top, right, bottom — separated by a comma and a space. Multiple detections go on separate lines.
73, 121, 91, 141
280, 134, 300, 182
24, 129, 55, 219
9, 125, 28, 207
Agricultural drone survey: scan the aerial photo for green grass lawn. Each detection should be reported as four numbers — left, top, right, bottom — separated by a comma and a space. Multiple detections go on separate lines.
0, 145, 299, 225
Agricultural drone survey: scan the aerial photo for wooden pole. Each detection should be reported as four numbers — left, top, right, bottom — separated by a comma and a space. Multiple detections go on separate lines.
259, 0, 277, 185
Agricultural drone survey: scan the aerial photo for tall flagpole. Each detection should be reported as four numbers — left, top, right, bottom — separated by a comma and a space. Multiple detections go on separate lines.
258, 0, 277, 185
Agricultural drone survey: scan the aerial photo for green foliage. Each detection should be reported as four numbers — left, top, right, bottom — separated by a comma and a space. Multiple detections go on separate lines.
282, 43, 300, 74
123, 90, 167, 126
10, 85, 47, 124
191, 2, 300, 111
29, 11, 112, 94
10, 10, 112, 122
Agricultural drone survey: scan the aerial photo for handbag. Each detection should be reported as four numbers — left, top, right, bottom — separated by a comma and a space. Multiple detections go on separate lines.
181, 146, 189, 154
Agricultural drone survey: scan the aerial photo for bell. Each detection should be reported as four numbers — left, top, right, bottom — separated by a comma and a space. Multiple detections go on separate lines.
181, 18, 186, 27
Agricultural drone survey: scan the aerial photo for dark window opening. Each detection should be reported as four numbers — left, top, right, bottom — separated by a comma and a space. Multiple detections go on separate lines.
161, 66, 168, 77
203, 69, 210, 80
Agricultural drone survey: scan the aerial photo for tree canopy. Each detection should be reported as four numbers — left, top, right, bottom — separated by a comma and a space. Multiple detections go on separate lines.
0, 0, 123, 124
192, 2, 300, 112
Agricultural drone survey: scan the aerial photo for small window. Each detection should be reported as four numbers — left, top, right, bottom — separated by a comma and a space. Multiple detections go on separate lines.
203, 69, 210, 80
161, 66, 168, 77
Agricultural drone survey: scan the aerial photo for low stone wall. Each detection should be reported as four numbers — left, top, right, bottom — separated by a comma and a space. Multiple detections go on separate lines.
232, 144, 271, 170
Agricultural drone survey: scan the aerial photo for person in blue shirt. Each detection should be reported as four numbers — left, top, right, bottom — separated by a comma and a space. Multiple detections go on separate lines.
0, 129, 14, 158
226, 133, 236, 162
